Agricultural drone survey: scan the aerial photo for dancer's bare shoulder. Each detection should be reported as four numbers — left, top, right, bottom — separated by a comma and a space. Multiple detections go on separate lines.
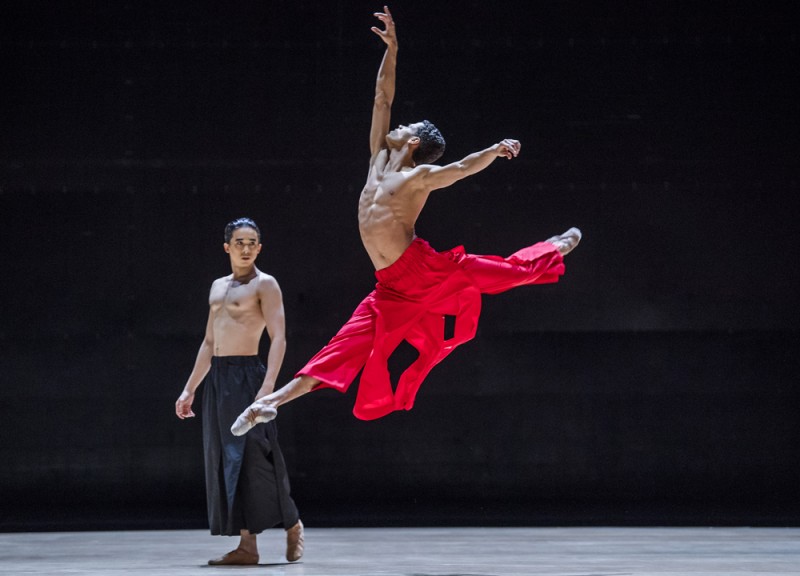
255, 271, 281, 298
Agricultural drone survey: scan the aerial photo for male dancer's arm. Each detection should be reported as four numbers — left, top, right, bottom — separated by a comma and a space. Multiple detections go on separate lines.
417, 138, 522, 192
255, 275, 287, 400
369, 6, 397, 160
175, 307, 215, 419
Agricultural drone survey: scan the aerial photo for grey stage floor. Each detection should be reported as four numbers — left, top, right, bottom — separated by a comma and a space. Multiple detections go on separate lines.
1, 527, 799, 575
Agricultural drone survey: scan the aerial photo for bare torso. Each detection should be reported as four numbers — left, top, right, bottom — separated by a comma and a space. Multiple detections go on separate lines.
208, 270, 270, 356
359, 149, 428, 270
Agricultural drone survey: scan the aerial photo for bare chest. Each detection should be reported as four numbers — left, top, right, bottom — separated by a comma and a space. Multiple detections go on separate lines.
209, 280, 260, 316
362, 164, 414, 210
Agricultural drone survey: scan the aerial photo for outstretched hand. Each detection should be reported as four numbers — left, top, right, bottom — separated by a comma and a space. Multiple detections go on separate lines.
371, 5, 397, 47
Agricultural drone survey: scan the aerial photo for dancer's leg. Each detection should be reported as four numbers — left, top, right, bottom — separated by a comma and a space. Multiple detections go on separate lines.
455, 227, 580, 295
231, 375, 320, 436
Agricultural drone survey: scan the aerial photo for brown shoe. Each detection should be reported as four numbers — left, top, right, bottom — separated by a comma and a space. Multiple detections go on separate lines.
285, 519, 305, 562
208, 548, 259, 566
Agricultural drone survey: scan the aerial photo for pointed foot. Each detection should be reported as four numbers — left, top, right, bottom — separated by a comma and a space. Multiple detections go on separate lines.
230, 402, 278, 436
547, 227, 582, 255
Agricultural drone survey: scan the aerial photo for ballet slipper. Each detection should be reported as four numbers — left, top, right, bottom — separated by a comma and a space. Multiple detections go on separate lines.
230, 403, 278, 436
546, 227, 582, 255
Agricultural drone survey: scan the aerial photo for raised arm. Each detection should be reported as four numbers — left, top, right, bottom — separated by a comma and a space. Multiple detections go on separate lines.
369, 6, 398, 159
255, 275, 286, 400
418, 138, 521, 191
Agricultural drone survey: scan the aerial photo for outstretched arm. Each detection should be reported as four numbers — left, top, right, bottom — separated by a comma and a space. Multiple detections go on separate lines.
418, 138, 521, 191
369, 6, 398, 160
255, 275, 286, 400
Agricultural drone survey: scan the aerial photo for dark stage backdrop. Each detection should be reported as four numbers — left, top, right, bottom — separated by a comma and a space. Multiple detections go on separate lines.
1, 1, 798, 530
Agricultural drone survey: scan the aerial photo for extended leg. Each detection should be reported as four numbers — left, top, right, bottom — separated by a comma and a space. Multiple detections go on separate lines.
230, 375, 320, 436
452, 226, 581, 295
232, 294, 378, 435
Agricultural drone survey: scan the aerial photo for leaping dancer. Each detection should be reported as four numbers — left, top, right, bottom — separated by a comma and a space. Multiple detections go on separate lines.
232, 5, 580, 435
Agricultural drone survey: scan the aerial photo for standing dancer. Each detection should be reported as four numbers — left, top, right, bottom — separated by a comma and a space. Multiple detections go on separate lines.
232, 6, 580, 434
175, 218, 304, 566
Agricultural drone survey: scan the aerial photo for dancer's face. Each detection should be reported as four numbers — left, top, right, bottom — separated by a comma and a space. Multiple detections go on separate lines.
386, 121, 424, 148
224, 226, 261, 265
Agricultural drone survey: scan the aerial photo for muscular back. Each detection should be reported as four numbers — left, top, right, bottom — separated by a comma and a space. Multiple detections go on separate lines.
359, 149, 429, 270
208, 271, 273, 356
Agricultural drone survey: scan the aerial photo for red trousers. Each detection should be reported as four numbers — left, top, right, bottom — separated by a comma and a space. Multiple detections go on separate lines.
297, 237, 565, 420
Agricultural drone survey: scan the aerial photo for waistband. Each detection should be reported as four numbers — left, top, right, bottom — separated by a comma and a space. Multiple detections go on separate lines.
375, 237, 435, 284
211, 355, 261, 366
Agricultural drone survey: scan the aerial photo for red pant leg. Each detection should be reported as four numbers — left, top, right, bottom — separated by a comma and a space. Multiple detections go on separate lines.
450, 241, 565, 295
296, 293, 378, 392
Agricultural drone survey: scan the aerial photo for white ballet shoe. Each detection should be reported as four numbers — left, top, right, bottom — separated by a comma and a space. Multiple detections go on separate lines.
230, 403, 278, 436
546, 226, 582, 255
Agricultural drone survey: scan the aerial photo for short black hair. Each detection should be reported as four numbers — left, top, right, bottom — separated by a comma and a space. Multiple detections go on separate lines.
412, 120, 446, 164
224, 217, 261, 243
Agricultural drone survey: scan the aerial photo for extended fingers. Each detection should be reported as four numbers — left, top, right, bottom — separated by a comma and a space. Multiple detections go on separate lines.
374, 6, 394, 26
375, 5, 393, 20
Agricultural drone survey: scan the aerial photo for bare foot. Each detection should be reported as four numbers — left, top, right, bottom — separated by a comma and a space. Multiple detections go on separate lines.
546, 227, 582, 255
230, 401, 277, 436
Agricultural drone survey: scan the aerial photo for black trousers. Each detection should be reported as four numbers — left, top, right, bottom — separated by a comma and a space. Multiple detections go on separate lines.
202, 356, 299, 535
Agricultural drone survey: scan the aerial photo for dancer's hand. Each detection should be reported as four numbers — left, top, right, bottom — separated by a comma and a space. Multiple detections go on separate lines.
494, 139, 521, 159
175, 390, 196, 419
371, 6, 397, 48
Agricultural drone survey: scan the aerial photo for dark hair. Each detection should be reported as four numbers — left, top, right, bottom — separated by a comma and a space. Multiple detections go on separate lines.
412, 120, 446, 164
224, 217, 261, 243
